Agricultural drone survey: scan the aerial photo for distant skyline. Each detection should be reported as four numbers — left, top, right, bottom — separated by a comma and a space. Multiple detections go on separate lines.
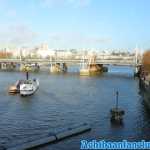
0, 0, 150, 51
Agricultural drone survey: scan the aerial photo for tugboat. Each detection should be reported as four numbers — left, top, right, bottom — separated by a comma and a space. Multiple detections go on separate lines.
20, 72, 39, 96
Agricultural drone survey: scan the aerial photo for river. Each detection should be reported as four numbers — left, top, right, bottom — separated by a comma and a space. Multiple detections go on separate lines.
0, 66, 150, 150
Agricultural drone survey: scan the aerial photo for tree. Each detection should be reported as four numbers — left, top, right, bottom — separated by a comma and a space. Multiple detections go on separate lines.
142, 50, 150, 72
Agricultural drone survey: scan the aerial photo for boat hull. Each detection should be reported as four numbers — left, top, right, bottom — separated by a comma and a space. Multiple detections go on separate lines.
20, 79, 39, 96
20, 88, 38, 96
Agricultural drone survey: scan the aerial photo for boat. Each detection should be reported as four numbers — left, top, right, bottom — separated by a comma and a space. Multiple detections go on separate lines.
19, 71, 39, 96
8, 80, 23, 94
20, 79, 39, 96
110, 91, 125, 124
9, 85, 19, 94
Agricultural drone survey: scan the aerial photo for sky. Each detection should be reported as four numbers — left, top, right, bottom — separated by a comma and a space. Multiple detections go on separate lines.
0, 0, 150, 51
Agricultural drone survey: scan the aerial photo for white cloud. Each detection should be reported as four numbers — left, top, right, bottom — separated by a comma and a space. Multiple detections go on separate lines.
49, 32, 112, 48
0, 24, 38, 47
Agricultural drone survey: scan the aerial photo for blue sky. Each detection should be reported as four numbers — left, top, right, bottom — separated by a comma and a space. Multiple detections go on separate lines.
0, 0, 150, 51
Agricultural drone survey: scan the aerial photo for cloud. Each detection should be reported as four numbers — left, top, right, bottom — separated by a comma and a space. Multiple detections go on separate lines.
41, 0, 91, 7
0, 24, 38, 47
49, 32, 112, 48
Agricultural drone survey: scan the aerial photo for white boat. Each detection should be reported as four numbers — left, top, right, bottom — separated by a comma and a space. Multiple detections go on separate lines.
20, 79, 39, 96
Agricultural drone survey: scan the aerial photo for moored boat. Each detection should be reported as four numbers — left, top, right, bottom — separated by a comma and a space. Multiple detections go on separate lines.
20, 79, 39, 96
9, 85, 19, 94
8, 80, 23, 94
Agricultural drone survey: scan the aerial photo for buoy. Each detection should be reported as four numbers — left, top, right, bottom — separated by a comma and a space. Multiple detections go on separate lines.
110, 91, 125, 124
7, 123, 91, 150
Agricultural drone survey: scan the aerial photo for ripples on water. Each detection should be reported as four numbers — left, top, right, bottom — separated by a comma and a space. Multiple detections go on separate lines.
0, 66, 150, 150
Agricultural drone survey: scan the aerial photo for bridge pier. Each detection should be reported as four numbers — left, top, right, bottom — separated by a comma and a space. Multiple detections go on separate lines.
50, 63, 67, 73
0, 63, 6, 70
89, 64, 103, 75
20, 64, 31, 72
80, 53, 108, 76
0, 62, 16, 71
80, 64, 108, 76
20, 63, 40, 72
62, 63, 68, 72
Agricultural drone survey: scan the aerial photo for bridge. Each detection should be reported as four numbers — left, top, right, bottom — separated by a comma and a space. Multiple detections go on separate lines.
0, 53, 142, 74
0, 55, 141, 67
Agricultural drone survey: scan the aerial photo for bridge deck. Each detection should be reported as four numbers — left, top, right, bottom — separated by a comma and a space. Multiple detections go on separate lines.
0, 56, 140, 66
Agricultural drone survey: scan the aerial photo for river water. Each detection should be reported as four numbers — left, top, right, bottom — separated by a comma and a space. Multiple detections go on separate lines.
0, 66, 150, 150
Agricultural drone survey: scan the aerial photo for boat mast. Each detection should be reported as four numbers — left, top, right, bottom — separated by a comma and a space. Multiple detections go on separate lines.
26, 71, 29, 80
116, 91, 119, 110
